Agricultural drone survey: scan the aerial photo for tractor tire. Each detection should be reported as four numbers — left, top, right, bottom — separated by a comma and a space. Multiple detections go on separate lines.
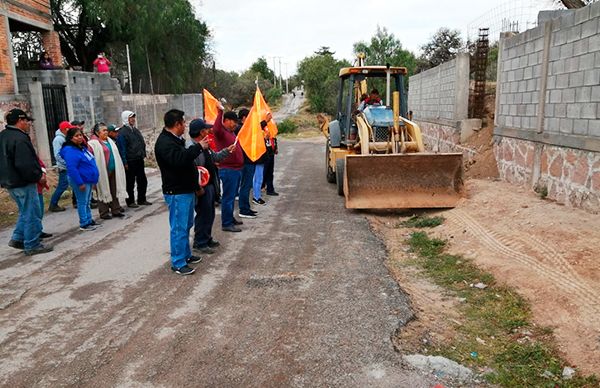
336, 158, 345, 196
326, 144, 336, 183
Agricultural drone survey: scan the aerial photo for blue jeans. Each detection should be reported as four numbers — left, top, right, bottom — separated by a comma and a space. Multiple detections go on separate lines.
164, 193, 195, 269
70, 179, 93, 227
219, 168, 241, 227
253, 164, 265, 200
38, 193, 44, 220
238, 163, 255, 213
8, 184, 42, 250
50, 169, 69, 207
194, 185, 215, 247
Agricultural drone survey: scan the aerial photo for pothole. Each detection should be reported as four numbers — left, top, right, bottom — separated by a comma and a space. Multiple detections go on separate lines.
246, 272, 307, 288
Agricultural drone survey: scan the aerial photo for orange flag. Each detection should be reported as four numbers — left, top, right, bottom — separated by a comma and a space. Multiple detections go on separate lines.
257, 90, 278, 138
238, 88, 271, 162
203, 88, 219, 124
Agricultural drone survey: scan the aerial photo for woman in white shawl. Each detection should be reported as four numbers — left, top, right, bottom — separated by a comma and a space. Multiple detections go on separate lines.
88, 123, 127, 219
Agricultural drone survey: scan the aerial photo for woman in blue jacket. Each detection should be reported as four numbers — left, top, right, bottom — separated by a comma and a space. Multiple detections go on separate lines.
60, 127, 100, 231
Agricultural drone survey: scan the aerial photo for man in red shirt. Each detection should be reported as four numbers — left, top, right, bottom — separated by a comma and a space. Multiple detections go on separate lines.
212, 109, 243, 232
93, 52, 111, 73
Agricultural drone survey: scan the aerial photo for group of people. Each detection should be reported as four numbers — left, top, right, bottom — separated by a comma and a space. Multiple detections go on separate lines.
0, 108, 150, 255
155, 104, 279, 275
1, 104, 279, 276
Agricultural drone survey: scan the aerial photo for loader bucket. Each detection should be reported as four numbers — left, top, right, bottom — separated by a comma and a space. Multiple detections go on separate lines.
343, 153, 464, 209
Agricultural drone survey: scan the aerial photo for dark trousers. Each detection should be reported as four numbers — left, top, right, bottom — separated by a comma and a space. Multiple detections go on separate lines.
238, 163, 255, 213
194, 184, 215, 247
98, 171, 123, 217
263, 153, 275, 193
125, 159, 148, 204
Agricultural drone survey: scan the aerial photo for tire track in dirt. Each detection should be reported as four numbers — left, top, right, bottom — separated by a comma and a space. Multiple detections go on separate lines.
446, 209, 600, 316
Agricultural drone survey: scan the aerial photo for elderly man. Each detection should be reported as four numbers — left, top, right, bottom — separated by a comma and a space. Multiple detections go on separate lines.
154, 109, 207, 275
0, 109, 53, 256
117, 110, 151, 208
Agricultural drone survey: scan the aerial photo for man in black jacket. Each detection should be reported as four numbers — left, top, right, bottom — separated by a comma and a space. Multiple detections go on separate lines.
117, 110, 151, 208
188, 119, 235, 254
0, 109, 53, 256
154, 109, 207, 275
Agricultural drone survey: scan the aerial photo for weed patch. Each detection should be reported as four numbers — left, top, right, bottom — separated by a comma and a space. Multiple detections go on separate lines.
400, 215, 445, 228
406, 231, 598, 387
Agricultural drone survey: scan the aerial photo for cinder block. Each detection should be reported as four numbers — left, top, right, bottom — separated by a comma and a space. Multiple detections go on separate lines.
520, 56, 529, 68
589, 119, 600, 137
578, 52, 595, 71
546, 103, 555, 117
527, 79, 538, 92
552, 30, 568, 46
534, 38, 545, 52
567, 25, 582, 43
546, 117, 560, 132
560, 42, 574, 59
574, 5, 591, 25
515, 68, 524, 81
581, 102, 598, 119
576, 86, 592, 102
563, 88, 576, 103
573, 119, 589, 135
591, 85, 600, 101
557, 73, 570, 89
569, 71, 584, 87
523, 92, 533, 104
547, 75, 557, 90
513, 116, 522, 127
559, 118, 574, 134
584, 69, 600, 86
533, 64, 542, 78
518, 81, 527, 93
526, 104, 536, 116
555, 103, 567, 117
551, 60, 565, 75
565, 57, 580, 73
589, 32, 600, 52
591, 1, 600, 19
550, 89, 562, 104
581, 18, 598, 38
567, 103, 581, 118
573, 37, 590, 56
550, 46, 561, 60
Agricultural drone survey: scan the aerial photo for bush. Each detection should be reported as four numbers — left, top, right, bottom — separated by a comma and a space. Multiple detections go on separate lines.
265, 87, 283, 105
277, 118, 297, 134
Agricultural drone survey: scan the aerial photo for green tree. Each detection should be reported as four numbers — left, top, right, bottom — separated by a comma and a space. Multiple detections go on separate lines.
297, 51, 350, 114
315, 46, 335, 56
249, 57, 275, 82
352, 26, 416, 72
50, 0, 211, 94
418, 27, 463, 71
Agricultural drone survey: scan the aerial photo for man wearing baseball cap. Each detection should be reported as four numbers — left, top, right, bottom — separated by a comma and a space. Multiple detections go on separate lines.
49, 120, 77, 212
0, 109, 53, 255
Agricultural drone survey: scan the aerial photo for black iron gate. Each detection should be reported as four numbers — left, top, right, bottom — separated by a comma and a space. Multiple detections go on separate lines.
42, 85, 68, 164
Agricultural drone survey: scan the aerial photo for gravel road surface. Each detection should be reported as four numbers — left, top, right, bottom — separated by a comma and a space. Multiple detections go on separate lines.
0, 137, 434, 387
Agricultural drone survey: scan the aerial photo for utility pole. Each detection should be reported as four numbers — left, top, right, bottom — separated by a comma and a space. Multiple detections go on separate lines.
278, 57, 283, 89
284, 63, 289, 94
270, 56, 277, 86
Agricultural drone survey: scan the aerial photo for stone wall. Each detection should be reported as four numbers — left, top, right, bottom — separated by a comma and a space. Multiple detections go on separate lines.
494, 2, 600, 211
419, 120, 477, 163
494, 137, 600, 212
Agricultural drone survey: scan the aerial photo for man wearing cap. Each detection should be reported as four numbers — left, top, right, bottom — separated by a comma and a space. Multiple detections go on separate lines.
187, 119, 235, 254
49, 120, 76, 212
213, 108, 244, 232
0, 109, 53, 256
117, 110, 151, 208
154, 109, 206, 275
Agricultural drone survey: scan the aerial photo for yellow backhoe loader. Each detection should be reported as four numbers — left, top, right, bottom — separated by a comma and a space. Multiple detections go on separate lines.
323, 62, 464, 209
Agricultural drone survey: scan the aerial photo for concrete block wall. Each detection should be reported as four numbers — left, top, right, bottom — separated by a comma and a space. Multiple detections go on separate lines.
494, 2, 600, 212
408, 53, 470, 122
15, 69, 203, 166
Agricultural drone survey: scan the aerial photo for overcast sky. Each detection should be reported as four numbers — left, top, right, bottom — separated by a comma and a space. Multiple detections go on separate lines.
193, 0, 557, 76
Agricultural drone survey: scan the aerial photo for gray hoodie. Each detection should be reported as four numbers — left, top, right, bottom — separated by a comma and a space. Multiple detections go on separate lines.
52, 129, 67, 170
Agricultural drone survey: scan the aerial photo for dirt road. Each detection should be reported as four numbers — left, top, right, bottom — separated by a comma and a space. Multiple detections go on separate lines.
0, 138, 434, 387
